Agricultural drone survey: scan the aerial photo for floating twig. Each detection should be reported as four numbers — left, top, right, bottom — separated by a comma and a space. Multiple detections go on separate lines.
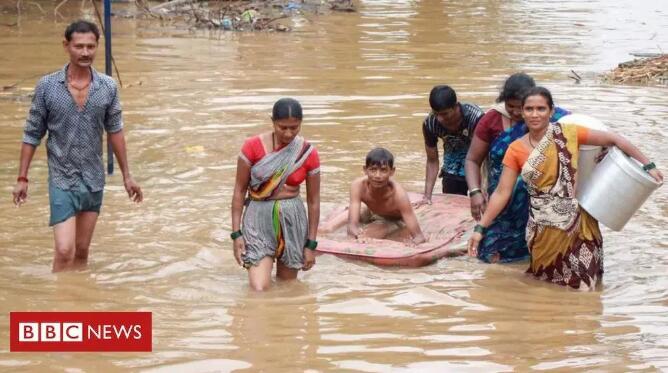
54, 0, 69, 20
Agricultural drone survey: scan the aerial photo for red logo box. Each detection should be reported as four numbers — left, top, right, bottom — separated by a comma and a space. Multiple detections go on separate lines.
10, 312, 152, 352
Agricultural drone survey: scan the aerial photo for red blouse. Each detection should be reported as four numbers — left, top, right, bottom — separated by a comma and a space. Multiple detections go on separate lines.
474, 109, 505, 143
240, 136, 320, 186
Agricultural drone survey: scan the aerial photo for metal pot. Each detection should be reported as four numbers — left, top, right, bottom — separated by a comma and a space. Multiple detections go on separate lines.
556, 113, 608, 198
577, 146, 661, 231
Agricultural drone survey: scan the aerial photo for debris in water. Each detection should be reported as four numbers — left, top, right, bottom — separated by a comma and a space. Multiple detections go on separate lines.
603, 54, 668, 86
135, 0, 354, 32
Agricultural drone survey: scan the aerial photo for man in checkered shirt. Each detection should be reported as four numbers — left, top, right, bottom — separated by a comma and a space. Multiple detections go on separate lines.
12, 20, 143, 272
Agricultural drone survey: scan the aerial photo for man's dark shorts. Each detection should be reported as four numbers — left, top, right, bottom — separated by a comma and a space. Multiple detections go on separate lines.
49, 182, 103, 226
441, 173, 468, 196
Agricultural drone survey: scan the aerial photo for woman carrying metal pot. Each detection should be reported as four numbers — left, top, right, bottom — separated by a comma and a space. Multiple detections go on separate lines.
468, 87, 663, 290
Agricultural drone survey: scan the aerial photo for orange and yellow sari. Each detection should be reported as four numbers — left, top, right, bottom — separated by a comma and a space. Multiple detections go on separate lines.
521, 123, 603, 290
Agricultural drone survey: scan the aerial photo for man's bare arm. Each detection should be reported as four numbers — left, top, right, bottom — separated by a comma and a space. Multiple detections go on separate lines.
422, 145, 439, 204
109, 130, 143, 203
13, 143, 37, 206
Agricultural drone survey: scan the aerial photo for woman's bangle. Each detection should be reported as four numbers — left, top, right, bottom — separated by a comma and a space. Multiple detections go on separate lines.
643, 162, 656, 172
304, 239, 318, 250
17, 176, 28, 183
473, 224, 487, 235
468, 188, 482, 197
230, 230, 243, 240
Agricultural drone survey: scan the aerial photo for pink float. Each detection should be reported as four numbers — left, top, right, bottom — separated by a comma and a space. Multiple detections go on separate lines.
317, 193, 474, 267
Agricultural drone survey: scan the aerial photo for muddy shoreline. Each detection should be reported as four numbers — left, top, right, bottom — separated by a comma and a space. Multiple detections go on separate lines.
135, 0, 356, 32
2, 0, 356, 32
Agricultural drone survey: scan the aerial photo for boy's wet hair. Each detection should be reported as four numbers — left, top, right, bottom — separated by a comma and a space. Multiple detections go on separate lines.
272, 97, 303, 121
429, 85, 457, 111
365, 147, 394, 168
65, 20, 100, 42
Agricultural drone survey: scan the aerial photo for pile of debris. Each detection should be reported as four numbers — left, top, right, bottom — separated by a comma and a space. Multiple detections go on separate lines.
604, 54, 668, 86
135, 0, 356, 32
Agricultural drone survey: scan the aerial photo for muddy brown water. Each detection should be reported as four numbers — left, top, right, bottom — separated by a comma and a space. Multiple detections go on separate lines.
1, 0, 667, 371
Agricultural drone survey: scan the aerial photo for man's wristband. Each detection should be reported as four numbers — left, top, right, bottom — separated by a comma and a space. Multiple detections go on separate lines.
230, 230, 243, 240
304, 239, 318, 250
643, 162, 656, 172
473, 224, 487, 235
17, 176, 28, 183
468, 188, 482, 197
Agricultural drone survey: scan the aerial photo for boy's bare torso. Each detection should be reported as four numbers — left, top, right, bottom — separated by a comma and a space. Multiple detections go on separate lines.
359, 179, 402, 219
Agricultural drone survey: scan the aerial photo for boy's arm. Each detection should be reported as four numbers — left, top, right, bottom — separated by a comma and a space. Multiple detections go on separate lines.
396, 185, 426, 244
347, 179, 363, 239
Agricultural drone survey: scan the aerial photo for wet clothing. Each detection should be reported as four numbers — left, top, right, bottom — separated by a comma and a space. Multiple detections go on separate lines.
239, 135, 319, 268
422, 103, 484, 184
48, 182, 103, 226
441, 173, 469, 195
474, 106, 570, 263
23, 64, 124, 192
474, 109, 508, 144
242, 197, 308, 269
361, 208, 404, 227
503, 125, 589, 172
503, 123, 603, 290
240, 135, 319, 188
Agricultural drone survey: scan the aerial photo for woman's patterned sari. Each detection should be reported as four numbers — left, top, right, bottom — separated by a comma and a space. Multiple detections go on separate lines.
521, 123, 603, 289
248, 136, 314, 200
241, 136, 315, 268
478, 107, 569, 263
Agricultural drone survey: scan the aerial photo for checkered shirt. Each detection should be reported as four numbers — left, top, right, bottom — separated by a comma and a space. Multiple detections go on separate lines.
22, 64, 124, 192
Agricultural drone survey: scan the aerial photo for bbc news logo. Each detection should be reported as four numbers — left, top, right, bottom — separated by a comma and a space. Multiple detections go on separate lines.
10, 312, 151, 352
18, 322, 142, 342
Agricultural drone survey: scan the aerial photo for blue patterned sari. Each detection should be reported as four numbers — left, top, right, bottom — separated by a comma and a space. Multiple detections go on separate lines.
477, 107, 569, 263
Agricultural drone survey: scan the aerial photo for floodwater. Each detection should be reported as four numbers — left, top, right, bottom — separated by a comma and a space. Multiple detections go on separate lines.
1, 0, 667, 371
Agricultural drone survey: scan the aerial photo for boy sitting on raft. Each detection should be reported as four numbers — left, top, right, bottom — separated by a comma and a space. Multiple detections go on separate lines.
320, 148, 427, 245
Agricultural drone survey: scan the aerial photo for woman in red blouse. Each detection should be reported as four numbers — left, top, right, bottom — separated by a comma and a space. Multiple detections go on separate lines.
230, 98, 321, 291
464, 73, 570, 263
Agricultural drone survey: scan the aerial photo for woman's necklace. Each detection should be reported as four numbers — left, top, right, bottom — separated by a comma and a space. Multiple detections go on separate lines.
271, 132, 276, 151
528, 136, 536, 148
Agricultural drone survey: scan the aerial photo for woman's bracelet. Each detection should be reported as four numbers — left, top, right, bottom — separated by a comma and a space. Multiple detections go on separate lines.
304, 239, 318, 250
473, 224, 487, 235
468, 188, 482, 197
230, 230, 243, 240
643, 162, 656, 172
